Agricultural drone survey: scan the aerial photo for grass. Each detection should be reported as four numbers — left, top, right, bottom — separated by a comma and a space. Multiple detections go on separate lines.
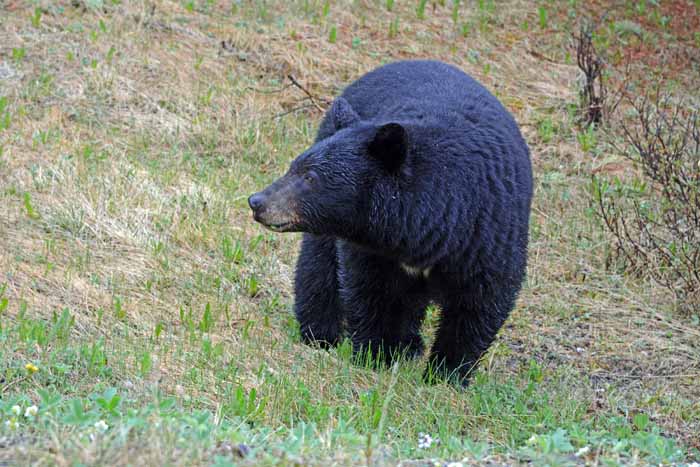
0, 0, 699, 465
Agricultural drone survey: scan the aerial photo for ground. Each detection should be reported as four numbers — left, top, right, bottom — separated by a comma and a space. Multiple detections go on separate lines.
0, 1, 699, 466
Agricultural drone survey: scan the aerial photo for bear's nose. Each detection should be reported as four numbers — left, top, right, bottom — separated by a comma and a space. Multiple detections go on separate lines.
248, 192, 265, 212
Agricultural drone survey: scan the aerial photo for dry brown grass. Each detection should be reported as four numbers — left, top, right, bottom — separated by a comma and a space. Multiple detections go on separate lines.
1, 0, 699, 463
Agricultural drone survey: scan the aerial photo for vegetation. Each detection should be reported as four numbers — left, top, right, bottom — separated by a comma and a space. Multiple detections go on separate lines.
0, 0, 698, 465
593, 91, 700, 313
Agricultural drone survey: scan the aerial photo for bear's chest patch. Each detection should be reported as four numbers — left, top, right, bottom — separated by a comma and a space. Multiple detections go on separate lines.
400, 263, 432, 278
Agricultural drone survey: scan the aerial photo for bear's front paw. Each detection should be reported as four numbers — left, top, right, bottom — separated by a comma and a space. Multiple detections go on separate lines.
399, 333, 425, 360
423, 359, 475, 388
352, 336, 424, 368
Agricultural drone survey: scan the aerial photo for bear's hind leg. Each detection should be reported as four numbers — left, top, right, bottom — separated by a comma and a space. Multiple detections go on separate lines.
294, 234, 344, 347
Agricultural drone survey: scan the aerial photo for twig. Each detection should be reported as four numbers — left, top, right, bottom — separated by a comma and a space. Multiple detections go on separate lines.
247, 83, 293, 94
1, 374, 30, 394
600, 372, 700, 380
287, 74, 326, 112
273, 103, 317, 119
527, 49, 559, 64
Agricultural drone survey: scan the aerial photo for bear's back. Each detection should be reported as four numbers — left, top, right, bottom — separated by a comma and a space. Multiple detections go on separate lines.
317, 60, 524, 150
343, 61, 512, 129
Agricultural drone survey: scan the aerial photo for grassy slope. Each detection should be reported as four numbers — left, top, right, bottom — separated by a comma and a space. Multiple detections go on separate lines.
0, 0, 699, 465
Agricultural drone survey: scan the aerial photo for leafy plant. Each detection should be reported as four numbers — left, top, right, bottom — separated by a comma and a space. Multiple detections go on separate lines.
23, 193, 39, 219
416, 0, 428, 19
12, 47, 26, 62
388, 17, 400, 38
537, 116, 555, 143
538, 6, 548, 29
577, 123, 598, 153
31, 8, 42, 28
451, 0, 460, 23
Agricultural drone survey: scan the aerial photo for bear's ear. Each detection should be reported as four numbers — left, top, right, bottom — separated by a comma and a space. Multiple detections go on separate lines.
330, 97, 360, 130
367, 123, 408, 172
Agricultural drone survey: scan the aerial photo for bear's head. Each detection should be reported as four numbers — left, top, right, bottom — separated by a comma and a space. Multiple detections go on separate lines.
248, 97, 408, 237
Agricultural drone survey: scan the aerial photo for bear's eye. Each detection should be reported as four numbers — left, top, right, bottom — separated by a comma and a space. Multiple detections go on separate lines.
304, 171, 319, 185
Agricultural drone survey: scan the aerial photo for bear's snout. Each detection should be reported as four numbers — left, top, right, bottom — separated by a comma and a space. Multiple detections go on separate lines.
248, 192, 265, 213
248, 191, 271, 226
248, 182, 301, 233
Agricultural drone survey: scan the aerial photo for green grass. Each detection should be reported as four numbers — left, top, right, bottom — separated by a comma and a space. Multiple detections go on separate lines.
1, 309, 691, 465
0, 0, 698, 465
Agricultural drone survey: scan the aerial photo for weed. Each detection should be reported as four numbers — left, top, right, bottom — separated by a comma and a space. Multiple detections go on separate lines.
537, 116, 555, 143
577, 123, 598, 153
417, 0, 428, 20
30, 8, 42, 28
23, 192, 39, 219
388, 17, 399, 38
0, 96, 10, 131
451, 0, 460, 24
538, 6, 548, 29
12, 47, 26, 63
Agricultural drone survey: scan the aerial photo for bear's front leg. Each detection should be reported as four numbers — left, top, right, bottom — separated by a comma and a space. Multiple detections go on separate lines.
426, 276, 517, 386
337, 243, 427, 365
294, 234, 344, 347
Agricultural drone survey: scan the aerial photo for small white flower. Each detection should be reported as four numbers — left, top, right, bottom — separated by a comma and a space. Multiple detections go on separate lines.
24, 405, 38, 418
4, 418, 19, 430
576, 446, 590, 456
527, 434, 538, 444
418, 432, 430, 449
94, 419, 109, 432
10, 405, 21, 416
417, 432, 439, 449
447, 463, 464, 467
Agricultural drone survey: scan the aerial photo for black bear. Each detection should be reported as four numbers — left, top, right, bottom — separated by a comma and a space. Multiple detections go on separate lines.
249, 60, 532, 385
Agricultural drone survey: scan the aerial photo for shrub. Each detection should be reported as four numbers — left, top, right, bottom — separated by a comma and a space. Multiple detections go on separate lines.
573, 21, 607, 127
592, 91, 700, 312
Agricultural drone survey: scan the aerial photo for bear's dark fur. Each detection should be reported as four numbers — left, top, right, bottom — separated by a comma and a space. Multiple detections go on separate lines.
248, 60, 532, 385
